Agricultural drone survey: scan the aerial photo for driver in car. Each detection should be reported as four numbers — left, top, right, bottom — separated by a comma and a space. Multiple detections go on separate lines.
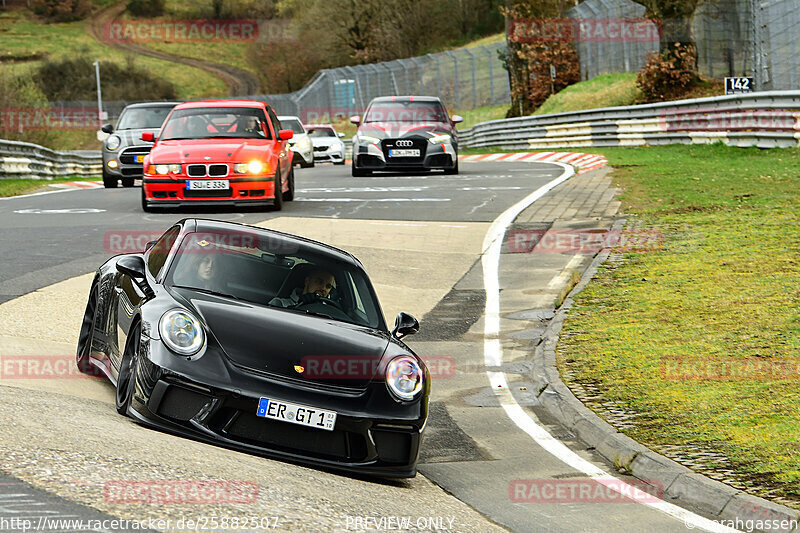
269, 269, 335, 308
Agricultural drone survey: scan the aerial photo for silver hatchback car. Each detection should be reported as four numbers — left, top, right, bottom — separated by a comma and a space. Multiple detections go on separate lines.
101, 102, 179, 188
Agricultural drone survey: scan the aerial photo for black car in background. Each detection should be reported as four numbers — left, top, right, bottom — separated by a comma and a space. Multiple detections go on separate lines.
101, 102, 179, 188
76, 219, 429, 477
350, 96, 462, 176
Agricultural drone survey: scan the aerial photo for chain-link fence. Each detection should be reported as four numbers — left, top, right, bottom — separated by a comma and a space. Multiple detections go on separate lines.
561, 0, 799, 91
244, 42, 511, 120
565, 0, 659, 80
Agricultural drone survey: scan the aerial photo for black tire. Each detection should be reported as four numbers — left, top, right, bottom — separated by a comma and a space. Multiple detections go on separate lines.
272, 167, 283, 211
102, 170, 118, 188
76, 285, 99, 376
444, 155, 459, 175
140, 187, 152, 212
334, 159, 346, 166
283, 164, 295, 201
351, 162, 371, 177
121, 177, 135, 188
115, 324, 139, 416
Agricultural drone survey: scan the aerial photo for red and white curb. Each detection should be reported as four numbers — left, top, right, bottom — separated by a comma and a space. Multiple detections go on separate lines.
460, 152, 608, 174
49, 181, 103, 190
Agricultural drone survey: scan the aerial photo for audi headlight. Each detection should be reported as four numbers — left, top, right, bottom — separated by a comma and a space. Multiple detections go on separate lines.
297, 136, 311, 150
386, 355, 423, 401
429, 134, 451, 144
358, 135, 381, 145
159, 309, 205, 356
106, 135, 121, 150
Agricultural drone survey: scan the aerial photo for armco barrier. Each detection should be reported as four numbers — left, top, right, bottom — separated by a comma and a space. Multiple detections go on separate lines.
0, 140, 102, 179
458, 91, 800, 150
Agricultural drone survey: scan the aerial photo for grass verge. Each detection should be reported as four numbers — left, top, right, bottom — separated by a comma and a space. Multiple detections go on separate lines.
0, 8, 226, 99
0, 177, 97, 198
554, 144, 800, 506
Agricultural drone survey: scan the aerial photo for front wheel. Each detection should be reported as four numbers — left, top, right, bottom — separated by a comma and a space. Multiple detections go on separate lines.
443, 155, 459, 175
272, 167, 284, 211
140, 187, 152, 212
102, 170, 118, 188
115, 324, 140, 416
351, 162, 371, 177
283, 164, 295, 201
76, 285, 98, 375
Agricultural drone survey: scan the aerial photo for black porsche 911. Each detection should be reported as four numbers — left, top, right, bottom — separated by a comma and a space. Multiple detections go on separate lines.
76, 219, 429, 477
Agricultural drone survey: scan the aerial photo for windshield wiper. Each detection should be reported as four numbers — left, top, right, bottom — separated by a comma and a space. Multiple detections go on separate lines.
172, 285, 240, 301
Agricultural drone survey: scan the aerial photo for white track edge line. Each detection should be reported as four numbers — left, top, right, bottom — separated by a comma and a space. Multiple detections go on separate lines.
481, 161, 739, 533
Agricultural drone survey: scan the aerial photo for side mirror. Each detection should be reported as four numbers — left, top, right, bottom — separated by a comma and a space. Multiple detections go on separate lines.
117, 255, 154, 297
141, 132, 155, 142
116, 255, 146, 279
101, 124, 114, 134
144, 240, 157, 252
337, 132, 345, 138
392, 312, 419, 340
451, 114, 464, 124
278, 129, 294, 141
350, 115, 361, 125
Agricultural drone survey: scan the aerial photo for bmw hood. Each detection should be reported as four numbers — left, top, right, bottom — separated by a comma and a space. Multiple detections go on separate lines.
172, 288, 390, 389
357, 122, 453, 140
150, 139, 271, 164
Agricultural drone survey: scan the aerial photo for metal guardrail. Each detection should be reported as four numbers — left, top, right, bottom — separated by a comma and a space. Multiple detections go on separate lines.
0, 140, 102, 179
458, 91, 800, 150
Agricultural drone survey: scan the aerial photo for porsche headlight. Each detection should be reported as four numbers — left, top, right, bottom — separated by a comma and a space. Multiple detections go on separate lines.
159, 309, 205, 356
386, 355, 423, 401
106, 135, 121, 150
357, 135, 381, 145
429, 134, 451, 144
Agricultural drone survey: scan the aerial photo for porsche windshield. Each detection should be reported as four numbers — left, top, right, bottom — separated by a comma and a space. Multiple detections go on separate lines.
116, 106, 173, 130
166, 231, 383, 329
364, 101, 449, 123
161, 107, 270, 140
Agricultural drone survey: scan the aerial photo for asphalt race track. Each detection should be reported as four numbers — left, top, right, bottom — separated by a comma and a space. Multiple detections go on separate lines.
0, 162, 730, 533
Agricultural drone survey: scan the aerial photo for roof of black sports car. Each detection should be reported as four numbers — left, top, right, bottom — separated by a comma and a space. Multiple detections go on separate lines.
187, 219, 360, 266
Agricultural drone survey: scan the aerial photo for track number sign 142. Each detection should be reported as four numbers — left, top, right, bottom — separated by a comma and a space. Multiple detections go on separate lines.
725, 77, 754, 95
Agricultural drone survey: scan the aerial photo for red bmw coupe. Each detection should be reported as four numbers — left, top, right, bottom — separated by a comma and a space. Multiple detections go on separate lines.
141, 100, 295, 212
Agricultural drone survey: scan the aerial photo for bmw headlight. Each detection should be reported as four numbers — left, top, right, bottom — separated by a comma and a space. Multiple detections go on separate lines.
159, 309, 205, 356
429, 134, 451, 144
358, 135, 381, 145
386, 355, 423, 401
106, 135, 121, 150
154, 164, 171, 175
234, 161, 266, 174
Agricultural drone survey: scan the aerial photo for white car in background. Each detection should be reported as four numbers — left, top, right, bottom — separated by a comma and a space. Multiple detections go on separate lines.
306, 124, 346, 165
278, 115, 314, 168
